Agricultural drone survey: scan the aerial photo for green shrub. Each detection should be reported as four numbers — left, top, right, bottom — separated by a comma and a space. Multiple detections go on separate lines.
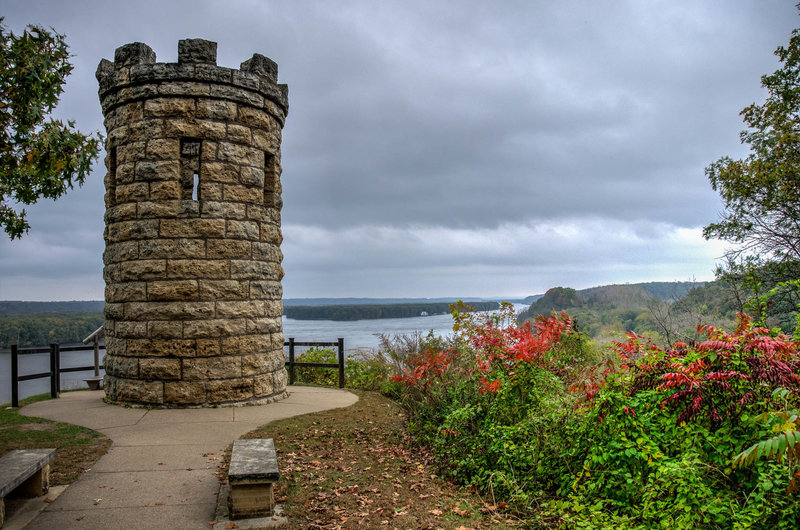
391, 301, 800, 527
291, 346, 409, 395
293, 347, 339, 386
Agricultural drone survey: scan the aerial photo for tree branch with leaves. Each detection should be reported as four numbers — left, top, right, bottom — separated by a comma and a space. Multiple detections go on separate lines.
0, 19, 100, 239
704, 22, 800, 262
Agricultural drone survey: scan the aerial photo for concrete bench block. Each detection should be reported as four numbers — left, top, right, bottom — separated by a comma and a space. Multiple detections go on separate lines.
228, 438, 279, 519
0, 448, 56, 528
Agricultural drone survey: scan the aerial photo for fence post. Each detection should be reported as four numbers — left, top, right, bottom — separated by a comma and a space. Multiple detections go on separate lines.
93, 338, 100, 376
288, 338, 295, 385
49, 344, 58, 398
55, 343, 61, 394
338, 338, 345, 389
11, 344, 19, 408
49, 343, 61, 398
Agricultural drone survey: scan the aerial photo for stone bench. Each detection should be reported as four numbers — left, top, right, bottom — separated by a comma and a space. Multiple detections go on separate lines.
227, 439, 280, 520
0, 448, 56, 528
83, 376, 103, 390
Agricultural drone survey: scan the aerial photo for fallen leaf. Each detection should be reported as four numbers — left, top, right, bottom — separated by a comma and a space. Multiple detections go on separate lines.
225, 523, 238, 529
154, 501, 165, 505
93, 498, 102, 504
44, 498, 54, 503
97, 484, 106, 488
429, 509, 443, 516
207, 522, 217, 526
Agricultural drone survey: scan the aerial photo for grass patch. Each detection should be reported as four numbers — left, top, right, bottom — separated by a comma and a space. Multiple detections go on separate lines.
238, 390, 517, 529
1, 394, 111, 485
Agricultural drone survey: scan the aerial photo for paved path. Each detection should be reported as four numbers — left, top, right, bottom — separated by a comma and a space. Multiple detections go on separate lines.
16, 386, 358, 529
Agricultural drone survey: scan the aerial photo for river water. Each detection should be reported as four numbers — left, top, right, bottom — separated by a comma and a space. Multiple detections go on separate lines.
0, 304, 526, 404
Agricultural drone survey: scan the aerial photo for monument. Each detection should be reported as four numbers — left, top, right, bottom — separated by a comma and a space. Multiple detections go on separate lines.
95, 39, 288, 405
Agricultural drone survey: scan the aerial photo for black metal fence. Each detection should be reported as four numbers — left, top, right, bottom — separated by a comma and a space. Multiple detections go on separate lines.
7, 337, 345, 407
284, 337, 345, 388
9, 343, 105, 407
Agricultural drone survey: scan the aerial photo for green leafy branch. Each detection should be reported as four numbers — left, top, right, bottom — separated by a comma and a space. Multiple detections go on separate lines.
732, 388, 800, 494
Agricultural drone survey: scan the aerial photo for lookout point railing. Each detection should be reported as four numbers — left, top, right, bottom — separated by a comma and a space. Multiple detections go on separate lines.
5, 336, 345, 407
285, 338, 345, 389
8, 343, 105, 407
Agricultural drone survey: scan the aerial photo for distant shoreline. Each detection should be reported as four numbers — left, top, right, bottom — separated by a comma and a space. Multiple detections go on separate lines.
0, 297, 530, 314
284, 301, 501, 321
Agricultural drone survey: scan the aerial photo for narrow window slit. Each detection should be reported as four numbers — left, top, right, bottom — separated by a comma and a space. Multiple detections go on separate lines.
264, 152, 276, 207
192, 172, 200, 201
107, 146, 117, 206
180, 139, 202, 201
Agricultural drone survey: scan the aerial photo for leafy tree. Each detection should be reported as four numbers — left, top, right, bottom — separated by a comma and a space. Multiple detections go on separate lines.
0, 19, 100, 239
704, 22, 800, 261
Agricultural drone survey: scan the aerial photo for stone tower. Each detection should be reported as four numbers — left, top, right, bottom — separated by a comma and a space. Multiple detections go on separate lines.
95, 39, 288, 406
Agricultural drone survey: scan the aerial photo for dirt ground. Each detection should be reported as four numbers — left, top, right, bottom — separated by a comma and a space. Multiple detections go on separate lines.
240, 390, 518, 529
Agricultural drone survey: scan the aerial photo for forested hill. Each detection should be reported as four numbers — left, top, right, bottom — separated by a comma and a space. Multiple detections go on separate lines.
1, 311, 105, 348
284, 301, 500, 321
0, 300, 104, 314
283, 297, 527, 306
515, 280, 738, 346
519, 281, 702, 320
1, 298, 514, 312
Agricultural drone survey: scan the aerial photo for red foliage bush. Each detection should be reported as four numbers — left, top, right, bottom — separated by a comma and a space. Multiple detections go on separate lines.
392, 306, 575, 396
575, 314, 800, 427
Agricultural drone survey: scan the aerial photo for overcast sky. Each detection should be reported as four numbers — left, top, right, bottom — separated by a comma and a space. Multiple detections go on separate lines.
0, 0, 796, 301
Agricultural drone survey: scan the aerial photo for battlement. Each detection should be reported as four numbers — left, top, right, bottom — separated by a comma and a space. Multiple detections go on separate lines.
96, 39, 288, 119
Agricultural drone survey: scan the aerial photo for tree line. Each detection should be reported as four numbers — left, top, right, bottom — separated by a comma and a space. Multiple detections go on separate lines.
284, 301, 500, 321
0, 311, 104, 348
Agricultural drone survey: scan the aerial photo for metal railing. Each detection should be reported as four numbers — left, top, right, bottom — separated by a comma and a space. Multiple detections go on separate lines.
9, 343, 105, 407
284, 338, 345, 388
7, 336, 345, 407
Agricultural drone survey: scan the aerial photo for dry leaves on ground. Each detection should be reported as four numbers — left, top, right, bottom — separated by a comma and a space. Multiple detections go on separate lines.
237, 390, 516, 529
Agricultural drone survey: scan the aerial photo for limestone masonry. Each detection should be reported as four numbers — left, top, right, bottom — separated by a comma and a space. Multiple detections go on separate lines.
96, 39, 289, 406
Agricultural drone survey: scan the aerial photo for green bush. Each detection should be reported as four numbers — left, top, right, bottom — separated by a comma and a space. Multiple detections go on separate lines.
291, 346, 406, 395
292, 347, 338, 386
391, 302, 800, 527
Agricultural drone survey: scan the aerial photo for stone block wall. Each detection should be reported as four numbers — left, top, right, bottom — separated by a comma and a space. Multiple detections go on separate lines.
96, 39, 289, 406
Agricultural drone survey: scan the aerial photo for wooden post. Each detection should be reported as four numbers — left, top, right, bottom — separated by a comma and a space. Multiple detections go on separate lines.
288, 338, 295, 385
93, 338, 100, 376
338, 338, 345, 389
55, 344, 61, 394
49, 343, 61, 398
49, 344, 57, 399
11, 344, 19, 408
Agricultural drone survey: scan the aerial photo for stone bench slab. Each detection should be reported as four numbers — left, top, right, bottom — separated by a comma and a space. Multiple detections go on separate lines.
0, 449, 56, 498
0, 448, 56, 528
228, 439, 279, 520
229, 439, 279, 483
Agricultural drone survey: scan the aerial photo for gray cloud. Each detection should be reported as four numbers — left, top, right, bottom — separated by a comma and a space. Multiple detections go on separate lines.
0, 0, 795, 299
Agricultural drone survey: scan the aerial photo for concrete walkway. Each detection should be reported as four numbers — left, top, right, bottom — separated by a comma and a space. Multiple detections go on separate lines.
15, 386, 358, 529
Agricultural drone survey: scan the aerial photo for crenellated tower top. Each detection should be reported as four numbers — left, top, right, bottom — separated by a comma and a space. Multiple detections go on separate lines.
96, 39, 288, 120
